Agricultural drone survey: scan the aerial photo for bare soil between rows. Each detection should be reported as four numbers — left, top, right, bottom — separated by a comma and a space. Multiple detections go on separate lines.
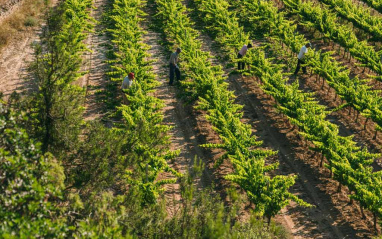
179, 1, 379, 236
82, 0, 110, 121
232, 74, 377, 238
1, 0, 380, 237
0, 0, 58, 98
142, 6, 231, 217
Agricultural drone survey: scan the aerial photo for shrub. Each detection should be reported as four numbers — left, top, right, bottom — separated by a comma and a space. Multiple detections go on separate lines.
24, 16, 38, 27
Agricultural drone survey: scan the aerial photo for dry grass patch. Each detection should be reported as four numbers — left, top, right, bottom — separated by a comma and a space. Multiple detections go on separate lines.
0, 0, 12, 6
0, 0, 51, 51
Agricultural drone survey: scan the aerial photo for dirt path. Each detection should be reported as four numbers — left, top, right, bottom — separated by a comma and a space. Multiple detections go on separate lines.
0, 31, 38, 96
82, 0, 110, 121
273, 0, 381, 86
231, 75, 374, 238
141, 13, 215, 216
183, 2, 377, 237
259, 34, 381, 238
264, 1, 382, 169
297, 73, 382, 169
0, 0, 22, 23
0, 0, 59, 98
181, 3, 323, 236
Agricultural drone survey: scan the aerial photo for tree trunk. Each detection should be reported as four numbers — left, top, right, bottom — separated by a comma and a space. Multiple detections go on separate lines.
42, 91, 52, 154
320, 154, 324, 167
373, 212, 379, 234
146, 164, 149, 183
364, 118, 369, 130
361, 206, 366, 219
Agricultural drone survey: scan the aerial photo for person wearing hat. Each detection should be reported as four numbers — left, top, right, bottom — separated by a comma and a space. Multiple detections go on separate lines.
169, 47, 181, 85
294, 43, 311, 75
237, 42, 253, 70
121, 72, 135, 104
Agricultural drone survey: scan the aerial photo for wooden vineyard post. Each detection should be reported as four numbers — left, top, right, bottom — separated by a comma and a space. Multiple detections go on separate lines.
364, 118, 369, 130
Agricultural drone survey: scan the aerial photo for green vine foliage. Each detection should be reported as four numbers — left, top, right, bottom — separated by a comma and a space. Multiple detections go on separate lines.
361, 0, 382, 13
248, 46, 382, 229
1, 0, 292, 237
30, 0, 95, 156
154, 0, 310, 223
282, 0, 382, 78
194, 0, 382, 229
0, 99, 292, 238
0, 102, 69, 238
321, 0, 382, 40
235, 0, 382, 135
231, 0, 382, 228
108, 0, 181, 205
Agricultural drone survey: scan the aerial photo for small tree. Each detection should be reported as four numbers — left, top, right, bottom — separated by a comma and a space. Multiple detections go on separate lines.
0, 103, 68, 237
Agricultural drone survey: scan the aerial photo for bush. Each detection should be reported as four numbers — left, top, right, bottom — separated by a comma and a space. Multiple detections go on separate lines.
0, 26, 15, 47
24, 16, 38, 27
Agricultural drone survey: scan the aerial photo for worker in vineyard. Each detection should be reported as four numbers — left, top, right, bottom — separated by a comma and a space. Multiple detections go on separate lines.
237, 42, 253, 70
121, 72, 135, 104
294, 43, 311, 75
169, 47, 181, 85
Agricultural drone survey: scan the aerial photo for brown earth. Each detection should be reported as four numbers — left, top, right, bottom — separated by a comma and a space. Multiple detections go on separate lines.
184, 2, 380, 237
0, 0, 57, 97
143, 2, 255, 221
82, 0, 110, 121
0, 32, 38, 96
141, 6, 219, 216
1, 0, 380, 236
262, 0, 382, 170
233, 74, 377, 238
274, 0, 382, 87
0, 0, 22, 22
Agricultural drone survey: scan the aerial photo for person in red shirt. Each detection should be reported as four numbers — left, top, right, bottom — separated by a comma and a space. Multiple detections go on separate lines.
121, 72, 135, 104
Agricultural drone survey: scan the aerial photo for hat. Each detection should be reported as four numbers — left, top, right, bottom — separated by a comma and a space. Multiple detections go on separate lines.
128, 72, 135, 79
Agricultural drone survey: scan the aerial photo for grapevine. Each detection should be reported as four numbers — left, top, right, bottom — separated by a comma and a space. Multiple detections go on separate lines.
154, 0, 310, 223
107, 0, 181, 204
282, 0, 382, 80
194, 0, 382, 229
320, 0, 382, 41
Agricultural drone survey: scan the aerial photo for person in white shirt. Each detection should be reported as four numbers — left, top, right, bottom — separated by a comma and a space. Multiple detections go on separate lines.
294, 43, 311, 75
121, 72, 135, 104
169, 48, 181, 85
237, 43, 253, 70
